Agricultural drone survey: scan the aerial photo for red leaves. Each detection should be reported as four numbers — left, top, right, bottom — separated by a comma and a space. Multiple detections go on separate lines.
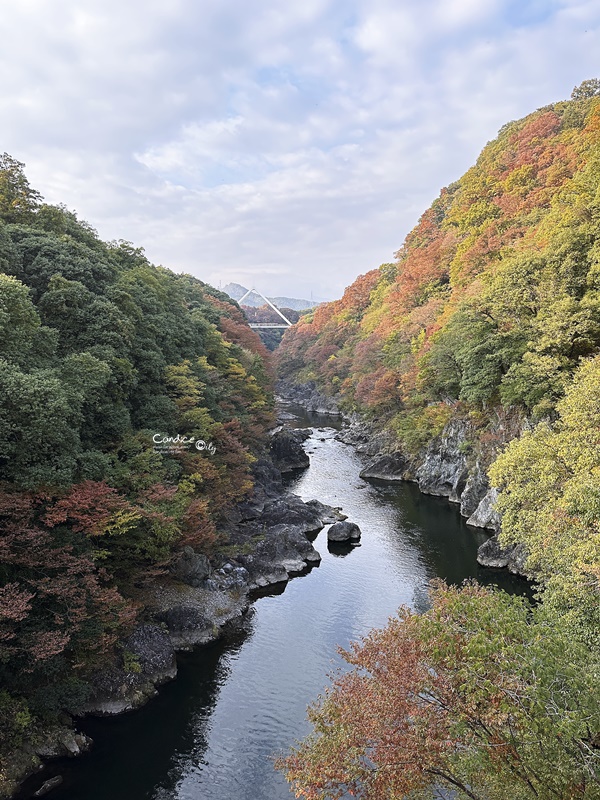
208, 295, 273, 366
278, 583, 600, 800
277, 99, 598, 432
42, 480, 132, 536
0, 485, 136, 671
180, 497, 218, 551
0, 582, 34, 623
509, 111, 561, 159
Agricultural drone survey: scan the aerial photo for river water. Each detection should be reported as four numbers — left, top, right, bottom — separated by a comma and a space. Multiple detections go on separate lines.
32, 409, 527, 800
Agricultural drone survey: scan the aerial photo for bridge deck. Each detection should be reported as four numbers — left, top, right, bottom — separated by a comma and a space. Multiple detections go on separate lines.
248, 323, 290, 329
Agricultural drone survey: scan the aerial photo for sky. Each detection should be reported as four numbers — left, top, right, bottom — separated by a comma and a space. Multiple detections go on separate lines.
1, 0, 599, 301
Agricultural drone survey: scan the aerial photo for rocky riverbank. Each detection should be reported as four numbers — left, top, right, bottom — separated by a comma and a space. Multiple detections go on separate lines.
276, 381, 530, 577
4, 431, 344, 799
76, 457, 340, 717
348, 417, 529, 573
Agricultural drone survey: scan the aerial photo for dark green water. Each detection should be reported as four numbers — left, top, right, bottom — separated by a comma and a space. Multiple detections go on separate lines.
24, 414, 528, 800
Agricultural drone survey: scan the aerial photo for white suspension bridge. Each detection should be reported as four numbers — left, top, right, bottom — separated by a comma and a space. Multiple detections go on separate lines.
237, 287, 292, 330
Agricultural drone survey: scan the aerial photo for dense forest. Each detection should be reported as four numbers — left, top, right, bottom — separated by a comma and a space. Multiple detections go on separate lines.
277, 83, 600, 798
0, 154, 275, 785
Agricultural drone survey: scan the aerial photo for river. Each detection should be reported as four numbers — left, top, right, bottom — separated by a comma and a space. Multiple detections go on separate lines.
27, 408, 528, 800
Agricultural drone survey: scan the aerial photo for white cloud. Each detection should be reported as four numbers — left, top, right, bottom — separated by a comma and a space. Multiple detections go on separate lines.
0, 0, 599, 299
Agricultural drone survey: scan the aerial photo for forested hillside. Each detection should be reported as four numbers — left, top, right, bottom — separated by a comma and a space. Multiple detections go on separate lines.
278, 83, 600, 435
277, 83, 600, 798
0, 155, 274, 774
277, 82, 600, 607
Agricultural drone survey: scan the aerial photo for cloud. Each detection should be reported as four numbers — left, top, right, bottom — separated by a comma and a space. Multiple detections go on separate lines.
0, 0, 599, 299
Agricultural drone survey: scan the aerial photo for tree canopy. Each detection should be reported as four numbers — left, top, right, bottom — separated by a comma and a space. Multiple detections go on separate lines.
276, 85, 600, 800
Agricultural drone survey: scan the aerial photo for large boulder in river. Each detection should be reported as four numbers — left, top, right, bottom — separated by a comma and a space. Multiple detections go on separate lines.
270, 429, 310, 473
359, 453, 407, 481
327, 521, 361, 543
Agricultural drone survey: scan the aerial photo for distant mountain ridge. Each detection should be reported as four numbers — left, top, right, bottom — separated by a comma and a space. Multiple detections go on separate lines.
222, 282, 320, 311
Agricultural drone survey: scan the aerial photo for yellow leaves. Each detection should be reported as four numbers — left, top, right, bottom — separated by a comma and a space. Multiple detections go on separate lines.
103, 507, 143, 538
502, 164, 536, 196
225, 357, 248, 380
164, 360, 203, 411
181, 406, 216, 440
410, 329, 426, 355
491, 355, 600, 643
556, 355, 600, 440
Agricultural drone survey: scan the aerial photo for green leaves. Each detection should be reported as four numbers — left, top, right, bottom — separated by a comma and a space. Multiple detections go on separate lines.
0, 153, 42, 224
0, 155, 275, 751
491, 355, 600, 645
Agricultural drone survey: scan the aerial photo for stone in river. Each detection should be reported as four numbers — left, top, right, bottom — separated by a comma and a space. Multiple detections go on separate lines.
327, 521, 361, 543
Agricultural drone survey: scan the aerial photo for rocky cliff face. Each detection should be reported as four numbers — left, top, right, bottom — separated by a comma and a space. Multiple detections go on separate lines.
343, 404, 530, 575
414, 419, 470, 503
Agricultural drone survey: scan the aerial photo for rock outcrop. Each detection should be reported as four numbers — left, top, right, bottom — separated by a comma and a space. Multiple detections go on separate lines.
477, 535, 528, 574
81, 624, 177, 715
305, 499, 347, 523
466, 488, 501, 531
359, 453, 407, 481
350, 415, 507, 534
170, 547, 211, 586
2, 726, 92, 800
415, 419, 470, 502
459, 462, 490, 518
35, 729, 93, 760
270, 428, 311, 472
276, 380, 342, 415
336, 415, 396, 457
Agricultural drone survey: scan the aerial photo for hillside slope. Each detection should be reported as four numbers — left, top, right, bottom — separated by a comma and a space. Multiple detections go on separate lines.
278, 87, 600, 430
0, 154, 275, 787
277, 82, 600, 641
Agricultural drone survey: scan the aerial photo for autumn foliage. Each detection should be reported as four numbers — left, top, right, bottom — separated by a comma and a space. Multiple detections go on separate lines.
278, 583, 600, 800
277, 91, 600, 434
277, 85, 600, 799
